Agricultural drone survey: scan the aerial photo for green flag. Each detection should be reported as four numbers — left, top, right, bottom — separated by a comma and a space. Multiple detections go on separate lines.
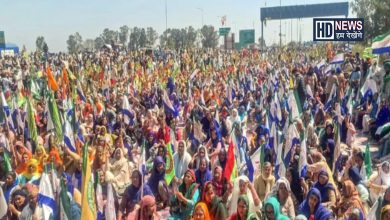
3, 150, 12, 173
364, 144, 372, 177
47, 91, 63, 142
164, 142, 175, 185
27, 98, 38, 150
59, 178, 72, 220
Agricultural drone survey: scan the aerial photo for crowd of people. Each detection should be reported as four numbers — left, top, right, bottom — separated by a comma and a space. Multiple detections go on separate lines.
0, 44, 389, 220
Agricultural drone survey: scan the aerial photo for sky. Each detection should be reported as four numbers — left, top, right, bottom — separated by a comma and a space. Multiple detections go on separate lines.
0, 0, 355, 52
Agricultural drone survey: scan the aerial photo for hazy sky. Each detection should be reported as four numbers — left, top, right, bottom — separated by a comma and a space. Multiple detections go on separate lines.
0, 0, 354, 52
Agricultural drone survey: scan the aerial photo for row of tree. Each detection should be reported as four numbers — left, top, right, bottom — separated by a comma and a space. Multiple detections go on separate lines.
62, 25, 218, 54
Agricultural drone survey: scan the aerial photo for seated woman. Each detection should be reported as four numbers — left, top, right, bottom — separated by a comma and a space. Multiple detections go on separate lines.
348, 167, 370, 208
169, 169, 200, 219
265, 177, 295, 219
202, 181, 228, 220
147, 156, 169, 210
1, 171, 20, 203
126, 195, 160, 220
7, 189, 28, 220
312, 170, 336, 209
334, 180, 366, 219
212, 166, 231, 203
195, 158, 212, 195
229, 195, 259, 220
19, 159, 41, 185
298, 188, 332, 220
105, 147, 131, 195
191, 202, 211, 220
228, 176, 261, 216
368, 161, 390, 202
254, 162, 275, 202
118, 170, 153, 219
191, 145, 210, 170
263, 197, 289, 220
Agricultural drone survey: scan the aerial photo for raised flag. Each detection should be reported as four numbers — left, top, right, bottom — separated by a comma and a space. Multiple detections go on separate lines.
299, 133, 308, 177
121, 95, 134, 125
330, 53, 344, 64
38, 172, 57, 220
372, 30, 390, 54
81, 144, 96, 220
364, 144, 372, 177
47, 66, 59, 92
162, 90, 179, 117
223, 140, 237, 182
47, 91, 63, 142
164, 142, 175, 185
96, 174, 104, 220
26, 98, 38, 150
105, 183, 116, 220
59, 179, 72, 220
63, 117, 76, 152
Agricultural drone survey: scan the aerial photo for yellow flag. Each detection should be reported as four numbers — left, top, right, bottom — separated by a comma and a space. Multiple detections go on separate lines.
81, 144, 96, 220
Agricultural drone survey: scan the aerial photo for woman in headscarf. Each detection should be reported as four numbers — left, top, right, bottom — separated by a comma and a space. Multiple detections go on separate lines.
19, 159, 41, 184
228, 195, 259, 220
265, 177, 296, 219
212, 147, 227, 172
47, 148, 63, 171
173, 140, 192, 181
263, 197, 290, 220
312, 170, 336, 208
307, 151, 337, 188
212, 166, 231, 203
93, 144, 107, 171
118, 170, 153, 219
191, 145, 210, 170
348, 166, 370, 207
147, 156, 169, 209
169, 169, 200, 219
254, 162, 275, 202
7, 189, 28, 220
14, 144, 32, 174
191, 202, 211, 220
1, 171, 20, 203
33, 145, 48, 171
202, 181, 228, 220
205, 129, 222, 166
298, 188, 332, 220
368, 161, 390, 202
126, 195, 160, 220
228, 176, 261, 216
335, 180, 366, 219
195, 157, 212, 194
286, 167, 305, 207
105, 147, 131, 195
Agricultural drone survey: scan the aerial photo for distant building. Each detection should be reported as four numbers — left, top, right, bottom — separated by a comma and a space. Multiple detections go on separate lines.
0, 43, 19, 57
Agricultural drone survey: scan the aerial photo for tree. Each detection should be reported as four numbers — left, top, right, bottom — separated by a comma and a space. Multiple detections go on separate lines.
352, 0, 390, 43
101, 28, 118, 45
35, 36, 46, 52
94, 37, 105, 50
185, 26, 197, 48
42, 43, 49, 53
146, 27, 158, 47
67, 32, 83, 54
83, 39, 95, 51
119, 25, 130, 45
200, 25, 219, 49
128, 27, 148, 50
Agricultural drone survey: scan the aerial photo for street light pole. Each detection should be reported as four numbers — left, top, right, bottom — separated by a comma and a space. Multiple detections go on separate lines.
165, 0, 168, 33
279, 0, 282, 48
197, 8, 204, 27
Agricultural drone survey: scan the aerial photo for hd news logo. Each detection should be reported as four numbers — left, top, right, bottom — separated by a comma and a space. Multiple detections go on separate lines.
313, 18, 364, 41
